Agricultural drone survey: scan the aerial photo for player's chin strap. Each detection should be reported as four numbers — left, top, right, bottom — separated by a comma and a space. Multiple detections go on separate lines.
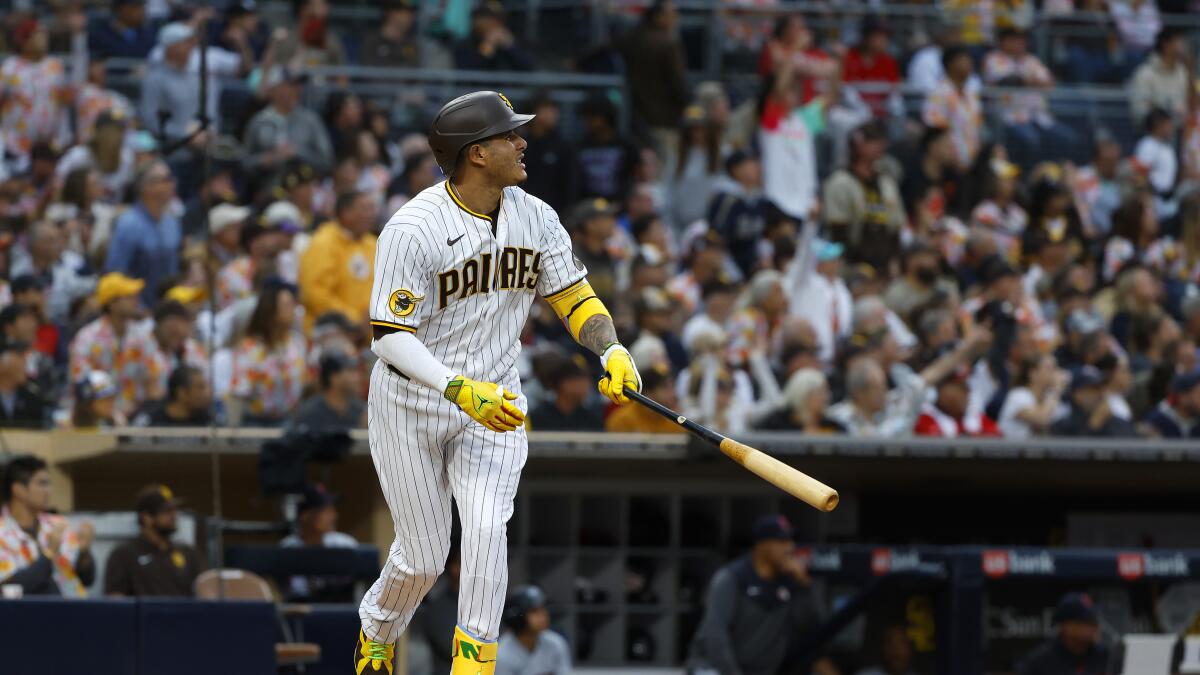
544, 279, 610, 341
450, 625, 497, 675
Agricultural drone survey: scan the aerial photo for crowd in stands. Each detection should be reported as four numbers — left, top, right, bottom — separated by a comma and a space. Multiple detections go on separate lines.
0, 0, 1194, 441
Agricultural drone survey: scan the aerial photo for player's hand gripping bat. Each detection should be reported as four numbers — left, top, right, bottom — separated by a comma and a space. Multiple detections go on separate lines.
624, 386, 839, 512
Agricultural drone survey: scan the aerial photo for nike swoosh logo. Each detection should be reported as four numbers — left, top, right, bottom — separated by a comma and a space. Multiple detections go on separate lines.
138, 554, 154, 566
447, 234, 465, 246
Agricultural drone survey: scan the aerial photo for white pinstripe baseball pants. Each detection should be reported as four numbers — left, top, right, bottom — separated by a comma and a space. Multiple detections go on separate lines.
359, 363, 528, 644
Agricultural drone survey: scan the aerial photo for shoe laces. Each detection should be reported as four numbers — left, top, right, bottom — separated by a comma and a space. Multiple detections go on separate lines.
367, 641, 392, 662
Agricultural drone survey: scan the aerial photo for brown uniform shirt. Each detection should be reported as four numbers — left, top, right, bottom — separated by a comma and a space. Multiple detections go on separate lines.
104, 534, 203, 597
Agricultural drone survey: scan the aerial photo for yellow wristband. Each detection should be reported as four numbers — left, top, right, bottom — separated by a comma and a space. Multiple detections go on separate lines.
544, 280, 612, 341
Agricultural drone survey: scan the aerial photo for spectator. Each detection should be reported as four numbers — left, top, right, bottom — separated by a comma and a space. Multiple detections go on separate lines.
1051, 366, 1139, 437
824, 121, 907, 272
361, 1, 419, 68
116, 301, 207, 415
290, 352, 365, 430
855, 625, 918, 675
104, 483, 202, 597
131, 365, 213, 427
279, 483, 358, 603
971, 159, 1028, 255
616, 0, 688, 165
71, 370, 122, 428
520, 94, 574, 213
1145, 368, 1200, 438
48, 166, 117, 268
907, 19, 979, 95
687, 515, 822, 675
11, 275, 59, 360
1109, 0, 1161, 58
57, 111, 135, 204
104, 161, 182, 306
496, 585, 571, 675
606, 365, 685, 433
758, 14, 837, 106
68, 272, 143, 385
0, 454, 95, 596
632, 286, 689, 374
207, 203, 249, 268
923, 46, 983, 171
0, 18, 71, 174
565, 198, 618, 304
1130, 29, 1189, 124
216, 207, 294, 311
759, 38, 827, 222
1072, 137, 1124, 236
709, 150, 772, 277
530, 354, 603, 432
243, 67, 335, 176
323, 91, 364, 165
1134, 108, 1178, 219
758, 368, 843, 433
884, 241, 958, 323
139, 22, 202, 147
230, 280, 307, 426
453, 2, 532, 72
842, 17, 900, 119
274, 0, 347, 70
670, 105, 725, 231
213, 1, 268, 61
682, 277, 739, 354
787, 227, 852, 365
902, 125, 964, 219
574, 96, 640, 203
1103, 193, 1167, 283
10, 220, 95, 326
983, 28, 1077, 168
298, 191, 378, 327
89, 0, 157, 59
75, 55, 135, 147
914, 365, 1002, 437
0, 305, 53, 396
1058, 0, 1127, 84
997, 353, 1069, 439
0, 341, 45, 428
1016, 593, 1111, 675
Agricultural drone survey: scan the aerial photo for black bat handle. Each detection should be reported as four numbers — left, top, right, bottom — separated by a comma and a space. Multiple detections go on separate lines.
623, 386, 727, 447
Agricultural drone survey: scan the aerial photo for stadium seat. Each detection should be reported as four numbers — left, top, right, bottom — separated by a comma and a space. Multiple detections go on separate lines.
194, 569, 322, 671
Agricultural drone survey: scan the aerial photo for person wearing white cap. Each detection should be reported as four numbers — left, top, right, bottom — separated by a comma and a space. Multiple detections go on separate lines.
208, 203, 251, 266
786, 220, 853, 365
139, 22, 200, 144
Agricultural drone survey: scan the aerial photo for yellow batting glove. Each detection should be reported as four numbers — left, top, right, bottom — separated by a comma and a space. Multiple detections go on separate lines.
598, 343, 641, 405
444, 376, 525, 432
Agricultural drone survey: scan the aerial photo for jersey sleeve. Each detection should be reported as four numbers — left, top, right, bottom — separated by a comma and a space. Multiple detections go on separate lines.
370, 226, 434, 334
535, 203, 587, 301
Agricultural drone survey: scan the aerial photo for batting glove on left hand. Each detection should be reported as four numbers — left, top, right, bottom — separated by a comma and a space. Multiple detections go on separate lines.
444, 375, 526, 432
598, 343, 641, 405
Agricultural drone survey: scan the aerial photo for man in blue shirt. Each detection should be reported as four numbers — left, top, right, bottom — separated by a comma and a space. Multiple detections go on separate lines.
88, 0, 157, 59
104, 160, 181, 306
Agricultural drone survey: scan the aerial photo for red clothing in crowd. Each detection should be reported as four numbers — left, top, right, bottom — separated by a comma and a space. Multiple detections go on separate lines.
914, 405, 1002, 438
842, 47, 900, 118
758, 45, 831, 104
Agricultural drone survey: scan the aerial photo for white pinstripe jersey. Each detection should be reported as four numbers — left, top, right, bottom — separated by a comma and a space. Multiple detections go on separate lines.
369, 180, 585, 392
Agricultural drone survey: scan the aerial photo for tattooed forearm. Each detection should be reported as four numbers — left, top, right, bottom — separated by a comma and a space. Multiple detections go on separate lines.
578, 314, 619, 356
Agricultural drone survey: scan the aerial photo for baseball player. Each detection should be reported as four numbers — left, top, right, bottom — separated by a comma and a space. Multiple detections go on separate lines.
356, 91, 642, 675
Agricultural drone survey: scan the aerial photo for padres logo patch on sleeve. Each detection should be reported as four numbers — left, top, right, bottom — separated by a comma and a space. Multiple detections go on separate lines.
389, 289, 424, 317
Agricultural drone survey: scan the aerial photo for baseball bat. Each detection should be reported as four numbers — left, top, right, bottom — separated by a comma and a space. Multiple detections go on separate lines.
623, 387, 839, 512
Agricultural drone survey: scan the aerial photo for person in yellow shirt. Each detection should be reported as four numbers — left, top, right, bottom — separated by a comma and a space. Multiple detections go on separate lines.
605, 365, 686, 434
298, 190, 378, 330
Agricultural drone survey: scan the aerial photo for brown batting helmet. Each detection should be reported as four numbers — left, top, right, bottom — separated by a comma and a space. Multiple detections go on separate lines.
428, 91, 535, 177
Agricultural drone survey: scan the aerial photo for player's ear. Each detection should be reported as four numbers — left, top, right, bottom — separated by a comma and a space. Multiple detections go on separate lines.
466, 141, 489, 170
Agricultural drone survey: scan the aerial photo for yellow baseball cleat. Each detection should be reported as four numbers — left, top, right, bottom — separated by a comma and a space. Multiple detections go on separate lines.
451, 625, 498, 675
355, 629, 394, 674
